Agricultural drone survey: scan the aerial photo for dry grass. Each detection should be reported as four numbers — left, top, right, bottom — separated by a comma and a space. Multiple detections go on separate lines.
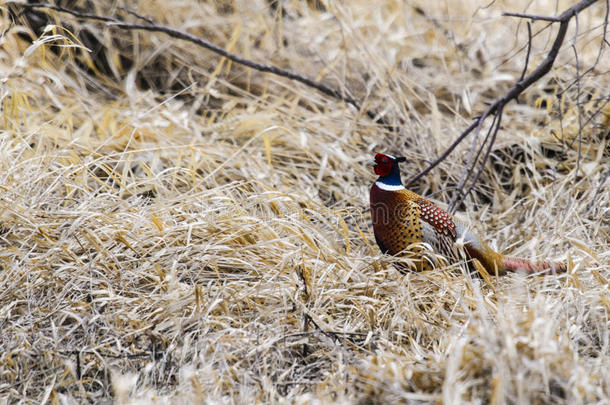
0, 0, 608, 403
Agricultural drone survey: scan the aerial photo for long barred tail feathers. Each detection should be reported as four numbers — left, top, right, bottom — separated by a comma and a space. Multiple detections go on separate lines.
502, 256, 567, 274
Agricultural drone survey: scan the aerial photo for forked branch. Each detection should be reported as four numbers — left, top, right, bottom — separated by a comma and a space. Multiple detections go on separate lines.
405, 0, 602, 211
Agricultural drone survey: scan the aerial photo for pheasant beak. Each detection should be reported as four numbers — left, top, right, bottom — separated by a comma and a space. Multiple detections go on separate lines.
366, 160, 376, 167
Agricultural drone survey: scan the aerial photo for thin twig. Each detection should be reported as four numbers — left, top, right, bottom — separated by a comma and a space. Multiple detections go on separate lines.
447, 106, 498, 209
586, 167, 610, 213
519, 22, 533, 82
59, 349, 153, 359
494, 22, 553, 72
564, 11, 594, 185
118, 6, 156, 25
503, 11, 562, 22
571, 41, 584, 177
557, 0, 608, 98
581, 95, 610, 128
303, 312, 340, 343
460, 107, 504, 210
405, 120, 478, 187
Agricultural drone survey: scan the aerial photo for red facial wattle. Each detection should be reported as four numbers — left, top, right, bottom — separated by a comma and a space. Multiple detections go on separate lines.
374, 153, 392, 177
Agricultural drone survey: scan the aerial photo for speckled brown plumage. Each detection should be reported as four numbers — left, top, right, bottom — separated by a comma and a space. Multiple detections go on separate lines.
370, 183, 457, 271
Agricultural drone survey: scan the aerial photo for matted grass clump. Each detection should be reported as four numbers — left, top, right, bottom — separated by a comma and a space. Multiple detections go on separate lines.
0, 0, 608, 403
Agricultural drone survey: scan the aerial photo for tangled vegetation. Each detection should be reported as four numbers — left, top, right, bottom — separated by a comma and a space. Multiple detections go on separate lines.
0, 0, 608, 403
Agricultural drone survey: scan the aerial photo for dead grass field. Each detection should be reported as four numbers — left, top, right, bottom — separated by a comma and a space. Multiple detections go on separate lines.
0, 0, 608, 403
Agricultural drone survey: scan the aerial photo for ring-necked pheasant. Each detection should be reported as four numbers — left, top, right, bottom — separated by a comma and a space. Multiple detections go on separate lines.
369, 153, 566, 275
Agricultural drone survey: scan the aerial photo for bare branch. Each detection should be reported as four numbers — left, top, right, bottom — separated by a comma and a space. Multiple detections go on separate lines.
407, 0, 601, 211
13, 2, 394, 130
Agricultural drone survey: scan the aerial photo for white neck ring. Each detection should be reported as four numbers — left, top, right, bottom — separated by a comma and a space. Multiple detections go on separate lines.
375, 181, 405, 191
